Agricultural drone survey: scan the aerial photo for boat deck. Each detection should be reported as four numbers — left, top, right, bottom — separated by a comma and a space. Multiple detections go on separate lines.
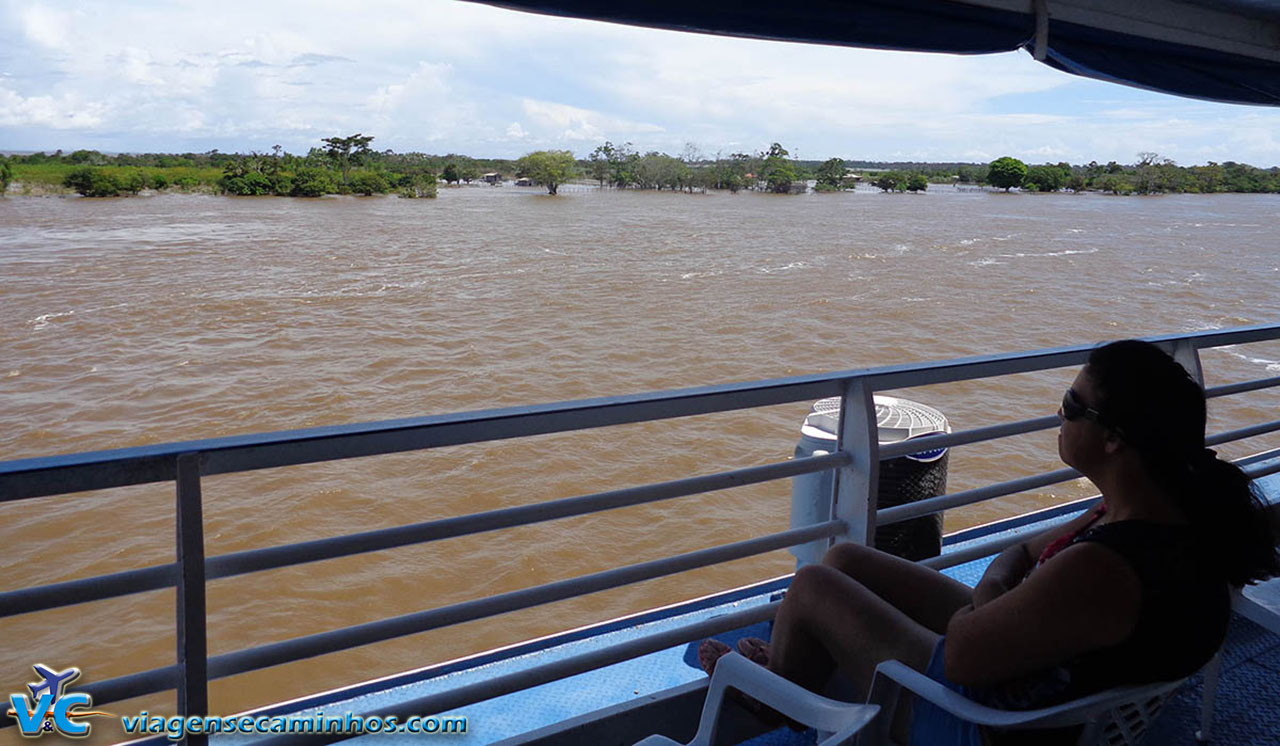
220, 462, 1280, 744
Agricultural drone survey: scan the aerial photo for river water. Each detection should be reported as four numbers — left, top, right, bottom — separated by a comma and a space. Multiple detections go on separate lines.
2, 185, 1278, 727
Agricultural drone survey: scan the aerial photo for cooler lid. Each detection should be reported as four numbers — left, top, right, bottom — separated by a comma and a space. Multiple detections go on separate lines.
802, 395, 950, 443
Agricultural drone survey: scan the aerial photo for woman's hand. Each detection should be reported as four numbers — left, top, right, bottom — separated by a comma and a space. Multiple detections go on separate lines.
971, 543, 1033, 608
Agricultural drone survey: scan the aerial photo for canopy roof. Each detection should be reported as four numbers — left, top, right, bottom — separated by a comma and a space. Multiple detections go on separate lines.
472, 0, 1280, 106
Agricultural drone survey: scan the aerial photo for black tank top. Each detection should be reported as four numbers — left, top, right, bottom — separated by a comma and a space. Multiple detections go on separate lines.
1065, 520, 1230, 693
979, 520, 1229, 712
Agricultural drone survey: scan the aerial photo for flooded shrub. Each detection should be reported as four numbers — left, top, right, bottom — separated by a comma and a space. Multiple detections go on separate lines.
63, 167, 124, 197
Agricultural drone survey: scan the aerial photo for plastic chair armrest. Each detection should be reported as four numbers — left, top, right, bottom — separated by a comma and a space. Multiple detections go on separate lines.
710, 654, 880, 741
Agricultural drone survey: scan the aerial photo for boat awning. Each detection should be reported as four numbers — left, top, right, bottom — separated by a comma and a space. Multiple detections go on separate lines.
468, 0, 1280, 106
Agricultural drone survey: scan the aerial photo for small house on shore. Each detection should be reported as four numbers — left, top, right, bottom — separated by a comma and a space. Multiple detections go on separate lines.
482, 172, 501, 185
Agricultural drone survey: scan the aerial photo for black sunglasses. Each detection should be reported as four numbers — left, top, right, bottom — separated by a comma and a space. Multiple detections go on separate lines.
1060, 388, 1105, 425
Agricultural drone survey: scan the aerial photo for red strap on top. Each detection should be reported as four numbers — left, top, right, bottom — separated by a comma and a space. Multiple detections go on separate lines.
1037, 504, 1107, 566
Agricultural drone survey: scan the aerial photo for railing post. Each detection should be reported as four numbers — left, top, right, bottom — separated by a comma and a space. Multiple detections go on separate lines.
832, 379, 879, 547
175, 453, 209, 746
1171, 338, 1206, 388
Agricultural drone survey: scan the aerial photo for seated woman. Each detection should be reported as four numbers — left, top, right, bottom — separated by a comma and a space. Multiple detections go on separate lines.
701, 339, 1278, 744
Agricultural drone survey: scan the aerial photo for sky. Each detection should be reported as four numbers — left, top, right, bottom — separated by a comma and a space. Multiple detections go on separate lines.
3, 0, 1280, 166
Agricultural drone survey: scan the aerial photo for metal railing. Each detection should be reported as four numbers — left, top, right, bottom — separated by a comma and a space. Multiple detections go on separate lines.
2, 323, 1279, 744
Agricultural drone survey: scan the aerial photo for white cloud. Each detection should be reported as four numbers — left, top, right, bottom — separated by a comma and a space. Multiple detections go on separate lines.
368, 62, 451, 112
20, 4, 73, 48
506, 122, 526, 139
0, 84, 107, 129
520, 99, 663, 143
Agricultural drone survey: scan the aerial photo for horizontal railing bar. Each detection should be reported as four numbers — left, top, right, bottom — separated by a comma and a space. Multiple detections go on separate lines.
920, 515, 1081, 571
878, 415, 1059, 460
1237, 448, 1280, 467
206, 521, 844, 681
252, 601, 782, 745
6, 324, 1276, 501
208, 452, 851, 580
0, 456, 848, 616
1244, 458, 1280, 480
78, 666, 179, 711
1206, 375, 1280, 399
1206, 420, 1280, 447
877, 468, 1081, 526
860, 325, 1280, 391
0, 564, 177, 619
942, 496, 1100, 546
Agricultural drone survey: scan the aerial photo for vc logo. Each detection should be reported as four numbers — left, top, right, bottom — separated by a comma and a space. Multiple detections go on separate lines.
6, 665, 112, 738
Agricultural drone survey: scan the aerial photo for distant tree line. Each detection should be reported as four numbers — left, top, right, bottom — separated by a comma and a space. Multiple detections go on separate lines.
974, 153, 1280, 194
580, 141, 811, 194
4, 140, 1278, 198
2, 137, 529, 198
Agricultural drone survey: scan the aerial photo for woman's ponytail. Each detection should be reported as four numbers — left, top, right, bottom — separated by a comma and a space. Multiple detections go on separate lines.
1185, 451, 1278, 586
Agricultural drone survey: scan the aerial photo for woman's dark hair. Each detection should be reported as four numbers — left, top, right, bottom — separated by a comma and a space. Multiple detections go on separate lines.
1086, 339, 1278, 586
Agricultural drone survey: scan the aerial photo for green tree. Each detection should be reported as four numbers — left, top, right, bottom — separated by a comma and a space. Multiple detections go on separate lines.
321, 133, 374, 187
441, 162, 461, 185
986, 157, 1027, 191
956, 164, 985, 184
1096, 173, 1134, 195
758, 142, 797, 193
222, 171, 273, 195
906, 173, 928, 192
396, 168, 438, 198
872, 172, 904, 192
291, 167, 337, 197
609, 142, 640, 188
63, 167, 143, 197
349, 170, 390, 195
1022, 164, 1067, 192
0, 159, 12, 194
814, 157, 847, 191
587, 142, 614, 187
516, 150, 577, 195
708, 152, 751, 193
458, 161, 481, 183
1189, 163, 1225, 193
66, 149, 108, 165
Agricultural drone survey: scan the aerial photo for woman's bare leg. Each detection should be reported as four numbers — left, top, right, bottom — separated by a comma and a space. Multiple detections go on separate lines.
768, 563, 940, 697
767, 562, 943, 743
821, 541, 973, 633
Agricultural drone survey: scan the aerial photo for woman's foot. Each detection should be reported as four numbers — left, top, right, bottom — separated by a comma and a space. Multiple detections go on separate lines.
728, 689, 806, 732
697, 639, 732, 675
736, 636, 771, 666
697, 640, 804, 732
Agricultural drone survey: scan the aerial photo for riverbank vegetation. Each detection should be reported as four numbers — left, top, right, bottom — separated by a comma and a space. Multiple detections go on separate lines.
3, 136, 1278, 198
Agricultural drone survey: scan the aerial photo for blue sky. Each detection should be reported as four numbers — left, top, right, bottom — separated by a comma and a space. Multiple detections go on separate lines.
3, 0, 1279, 166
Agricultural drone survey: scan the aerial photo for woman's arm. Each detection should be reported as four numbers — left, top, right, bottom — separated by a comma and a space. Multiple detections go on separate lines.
971, 543, 1032, 608
970, 505, 1104, 608
945, 541, 1140, 686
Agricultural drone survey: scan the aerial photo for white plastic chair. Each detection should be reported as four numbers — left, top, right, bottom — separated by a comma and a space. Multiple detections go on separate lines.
863, 659, 1185, 746
1196, 578, 1280, 741
633, 652, 880, 746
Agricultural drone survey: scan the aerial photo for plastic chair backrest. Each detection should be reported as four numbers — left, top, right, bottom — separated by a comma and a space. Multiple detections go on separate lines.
865, 659, 1185, 746
1088, 689, 1176, 745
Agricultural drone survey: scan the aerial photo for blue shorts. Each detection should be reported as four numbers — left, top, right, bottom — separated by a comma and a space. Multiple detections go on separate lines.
909, 637, 986, 746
